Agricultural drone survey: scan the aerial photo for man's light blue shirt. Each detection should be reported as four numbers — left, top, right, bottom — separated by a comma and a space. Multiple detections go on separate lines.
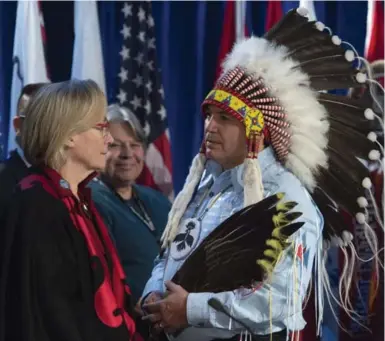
142, 147, 323, 340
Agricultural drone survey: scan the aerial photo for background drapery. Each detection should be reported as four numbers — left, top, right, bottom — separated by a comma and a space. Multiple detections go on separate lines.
0, 1, 383, 341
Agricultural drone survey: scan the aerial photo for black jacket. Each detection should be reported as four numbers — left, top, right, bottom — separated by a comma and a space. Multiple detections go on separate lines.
0, 150, 30, 214
0, 167, 138, 341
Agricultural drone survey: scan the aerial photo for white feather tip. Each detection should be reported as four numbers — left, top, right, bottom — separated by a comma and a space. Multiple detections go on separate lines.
296, 7, 308, 17
357, 196, 368, 208
344, 50, 355, 62
356, 72, 367, 83
342, 231, 354, 244
356, 212, 366, 224
369, 149, 381, 160
364, 108, 375, 120
362, 177, 372, 189
315, 21, 325, 31
332, 35, 342, 46
367, 132, 377, 142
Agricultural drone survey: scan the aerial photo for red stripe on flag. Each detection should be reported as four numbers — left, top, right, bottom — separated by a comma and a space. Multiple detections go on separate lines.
37, 1, 46, 44
366, 1, 384, 62
136, 163, 160, 193
153, 132, 172, 174
216, 0, 236, 80
265, 0, 283, 31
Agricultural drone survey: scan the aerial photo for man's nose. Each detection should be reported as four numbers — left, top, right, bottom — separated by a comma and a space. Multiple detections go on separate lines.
205, 115, 218, 132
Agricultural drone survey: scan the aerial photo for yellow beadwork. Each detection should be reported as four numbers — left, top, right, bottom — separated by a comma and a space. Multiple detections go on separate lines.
244, 109, 264, 138
206, 89, 264, 138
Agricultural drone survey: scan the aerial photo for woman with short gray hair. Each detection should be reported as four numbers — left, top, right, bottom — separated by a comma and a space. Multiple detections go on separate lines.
107, 103, 147, 148
0, 81, 138, 341
90, 104, 171, 311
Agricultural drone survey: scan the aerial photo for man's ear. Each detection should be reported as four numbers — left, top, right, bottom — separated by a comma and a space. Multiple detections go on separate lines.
13, 116, 23, 135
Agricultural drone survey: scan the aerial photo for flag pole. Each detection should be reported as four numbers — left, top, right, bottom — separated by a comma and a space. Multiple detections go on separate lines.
235, 0, 246, 42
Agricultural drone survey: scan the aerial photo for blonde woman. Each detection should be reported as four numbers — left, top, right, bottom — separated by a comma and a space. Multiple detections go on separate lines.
0, 80, 139, 341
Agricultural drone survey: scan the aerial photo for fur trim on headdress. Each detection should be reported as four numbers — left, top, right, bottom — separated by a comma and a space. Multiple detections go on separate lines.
161, 153, 206, 248
243, 159, 264, 206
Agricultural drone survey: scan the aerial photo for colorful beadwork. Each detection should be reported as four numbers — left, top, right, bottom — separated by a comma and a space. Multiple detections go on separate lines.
202, 66, 290, 160
205, 89, 264, 138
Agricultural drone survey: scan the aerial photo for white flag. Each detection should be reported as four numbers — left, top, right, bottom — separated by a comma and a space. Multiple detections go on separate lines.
71, 0, 106, 94
299, 0, 317, 21
7, 0, 49, 154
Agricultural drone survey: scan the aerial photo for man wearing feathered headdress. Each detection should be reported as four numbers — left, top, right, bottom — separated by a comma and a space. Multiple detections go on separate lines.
140, 8, 384, 341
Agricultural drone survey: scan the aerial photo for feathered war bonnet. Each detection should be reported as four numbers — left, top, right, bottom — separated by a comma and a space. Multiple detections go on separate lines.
161, 7, 384, 249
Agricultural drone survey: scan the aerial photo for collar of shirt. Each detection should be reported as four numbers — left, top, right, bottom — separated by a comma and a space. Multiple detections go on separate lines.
202, 146, 280, 193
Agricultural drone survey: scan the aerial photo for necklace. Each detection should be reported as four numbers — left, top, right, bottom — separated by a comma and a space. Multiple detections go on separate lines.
193, 181, 232, 224
126, 189, 155, 232
101, 179, 156, 233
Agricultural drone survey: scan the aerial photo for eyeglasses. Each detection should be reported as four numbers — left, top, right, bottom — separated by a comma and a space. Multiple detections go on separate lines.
94, 122, 110, 136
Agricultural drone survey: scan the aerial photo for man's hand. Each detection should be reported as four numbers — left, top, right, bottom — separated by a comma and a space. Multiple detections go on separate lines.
143, 281, 189, 330
137, 291, 163, 316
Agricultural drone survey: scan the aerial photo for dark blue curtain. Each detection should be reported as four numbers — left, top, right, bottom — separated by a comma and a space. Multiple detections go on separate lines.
0, 0, 370, 195
98, 1, 123, 104
150, 1, 225, 193
0, 1, 16, 160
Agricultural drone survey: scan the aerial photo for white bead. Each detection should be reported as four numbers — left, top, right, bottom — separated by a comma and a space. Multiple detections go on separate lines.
342, 231, 354, 243
356, 72, 367, 83
332, 35, 342, 45
315, 21, 325, 31
357, 196, 368, 208
364, 108, 375, 120
297, 7, 308, 16
367, 132, 377, 142
369, 149, 381, 160
345, 50, 355, 62
356, 212, 366, 224
362, 177, 372, 189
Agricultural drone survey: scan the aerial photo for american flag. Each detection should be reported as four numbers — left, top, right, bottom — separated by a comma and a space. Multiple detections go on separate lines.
117, 1, 173, 200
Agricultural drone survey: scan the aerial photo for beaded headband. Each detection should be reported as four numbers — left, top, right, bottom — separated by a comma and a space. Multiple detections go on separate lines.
202, 66, 289, 160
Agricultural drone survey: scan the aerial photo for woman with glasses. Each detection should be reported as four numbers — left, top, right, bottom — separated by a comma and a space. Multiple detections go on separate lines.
0, 80, 139, 341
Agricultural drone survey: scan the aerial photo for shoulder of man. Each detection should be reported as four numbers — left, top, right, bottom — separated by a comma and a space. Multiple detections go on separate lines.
273, 169, 320, 222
